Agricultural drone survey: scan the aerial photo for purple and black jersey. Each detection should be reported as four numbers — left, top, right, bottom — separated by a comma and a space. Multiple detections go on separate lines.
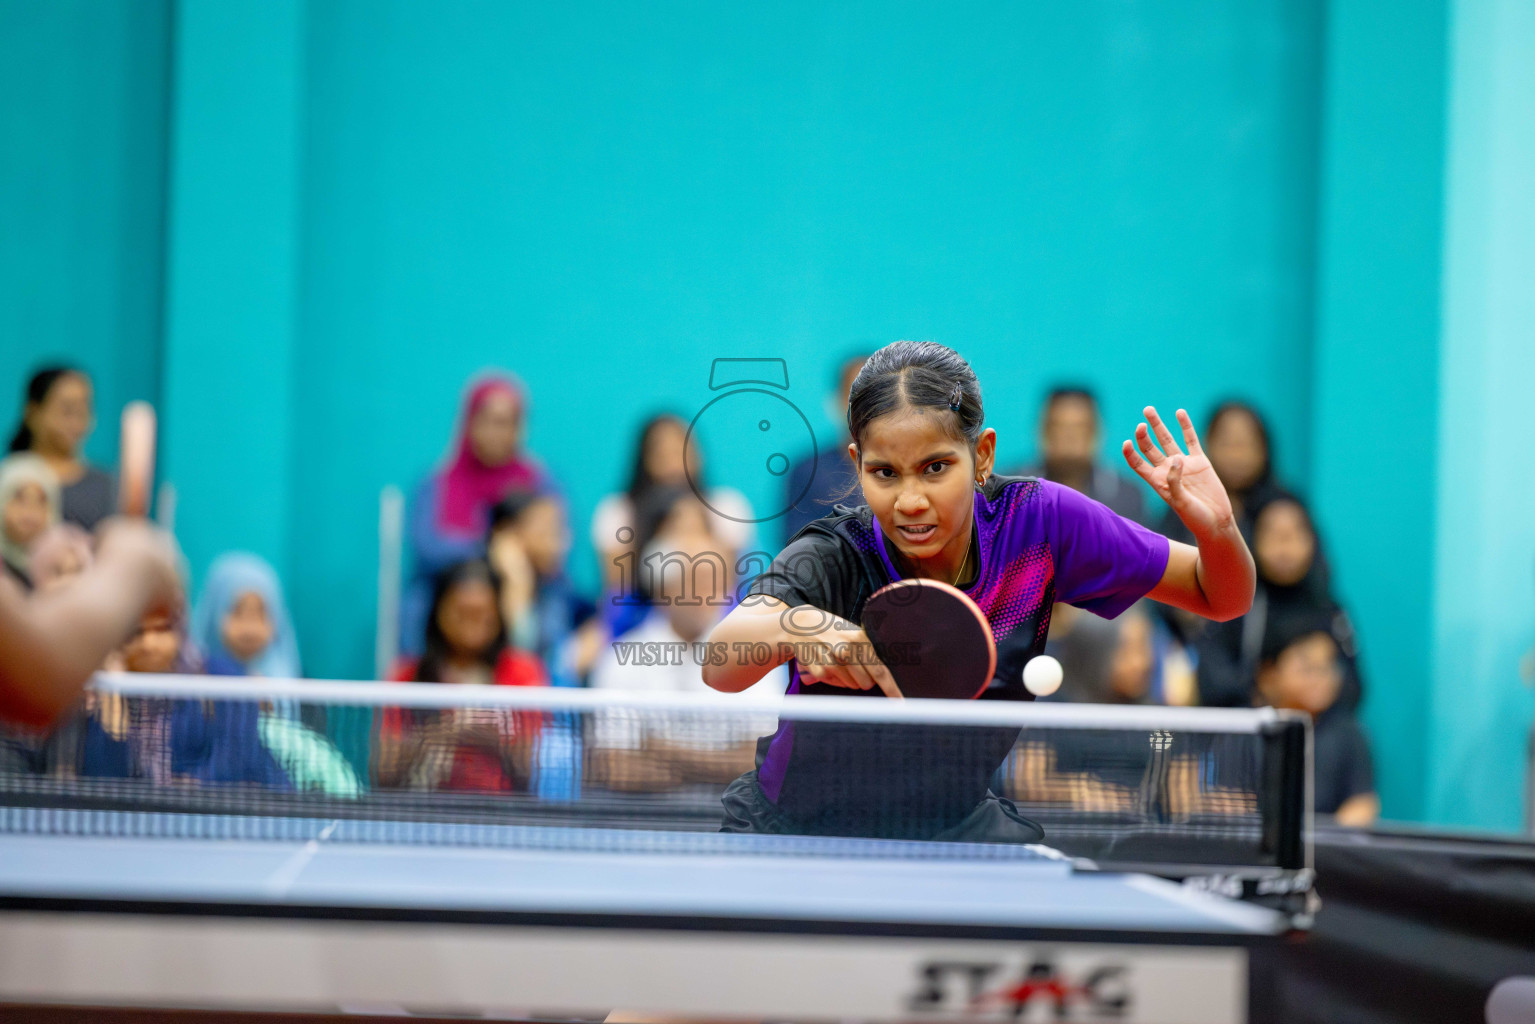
741, 475, 1169, 837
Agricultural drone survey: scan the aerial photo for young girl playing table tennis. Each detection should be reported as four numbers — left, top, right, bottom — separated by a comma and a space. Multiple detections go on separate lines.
701, 340, 1255, 842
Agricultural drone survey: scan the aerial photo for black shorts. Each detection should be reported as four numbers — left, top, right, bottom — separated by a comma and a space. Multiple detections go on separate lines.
719, 770, 1045, 844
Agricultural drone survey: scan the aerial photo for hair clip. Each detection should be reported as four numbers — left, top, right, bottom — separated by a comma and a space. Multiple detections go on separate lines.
947, 382, 964, 412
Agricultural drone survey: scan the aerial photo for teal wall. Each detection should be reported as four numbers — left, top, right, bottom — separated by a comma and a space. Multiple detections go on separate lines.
160, 0, 306, 582
4, 0, 1532, 830
1309, 0, 1448, 822
0, 0, 171, 462
1428, 0, 1535, 832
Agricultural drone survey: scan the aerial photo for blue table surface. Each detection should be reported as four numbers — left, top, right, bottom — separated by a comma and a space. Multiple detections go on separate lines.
0, 813, 1284, 937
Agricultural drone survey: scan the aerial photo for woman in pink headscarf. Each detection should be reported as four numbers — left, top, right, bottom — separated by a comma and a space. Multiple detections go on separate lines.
401, 375, 549, 656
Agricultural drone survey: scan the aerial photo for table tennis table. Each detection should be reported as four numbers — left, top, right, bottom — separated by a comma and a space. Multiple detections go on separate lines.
0, 810, 1294, 1024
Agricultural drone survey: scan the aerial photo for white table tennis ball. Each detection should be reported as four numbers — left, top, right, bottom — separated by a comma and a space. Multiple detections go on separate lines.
1023, 655, 1064, 697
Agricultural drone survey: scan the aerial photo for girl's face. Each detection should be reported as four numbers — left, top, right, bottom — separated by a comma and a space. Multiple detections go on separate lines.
855, 409, 995, 569
222, 591, 274, 665
643, 419, 692, 486
468, 389, 524, 468
1041, 395, 1098, 473
516, 497, 570, 577
1258, 633, 1341, 715
1206, 409, 1267, 492
1255, 501, 1316, 586
437, 578, 501, 660
122, 610, 181, 674
25, 374, 93, 458
3, 481, 50, 548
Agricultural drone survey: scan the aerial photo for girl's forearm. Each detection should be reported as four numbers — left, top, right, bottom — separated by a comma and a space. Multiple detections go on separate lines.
1191, 520, 1256, 622
700, 597, 801, 693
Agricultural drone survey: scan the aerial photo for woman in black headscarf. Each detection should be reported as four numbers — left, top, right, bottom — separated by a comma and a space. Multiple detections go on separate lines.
1194, 491, 1363, 711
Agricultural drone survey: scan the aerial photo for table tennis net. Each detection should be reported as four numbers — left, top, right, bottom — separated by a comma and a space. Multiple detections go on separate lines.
0, 674, 1309, 873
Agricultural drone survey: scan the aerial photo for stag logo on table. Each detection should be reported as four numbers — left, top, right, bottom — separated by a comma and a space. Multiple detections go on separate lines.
908, 954, 1131, 1021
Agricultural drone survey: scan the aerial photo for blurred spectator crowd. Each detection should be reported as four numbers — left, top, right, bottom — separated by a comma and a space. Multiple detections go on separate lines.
0, 359, 1375, 825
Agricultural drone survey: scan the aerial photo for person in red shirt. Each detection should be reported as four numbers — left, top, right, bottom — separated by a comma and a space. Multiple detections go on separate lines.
378, 559, 547, 791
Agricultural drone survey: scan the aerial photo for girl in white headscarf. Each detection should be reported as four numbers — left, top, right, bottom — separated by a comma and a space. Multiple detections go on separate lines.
0, 454, 61, 590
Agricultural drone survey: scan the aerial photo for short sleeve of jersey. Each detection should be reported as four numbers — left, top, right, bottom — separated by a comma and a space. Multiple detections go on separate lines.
1048, 481, 1170, 619
744, 527, 865, 621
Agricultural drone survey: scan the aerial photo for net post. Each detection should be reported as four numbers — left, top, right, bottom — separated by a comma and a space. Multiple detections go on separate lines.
1259, 714, 1311, 872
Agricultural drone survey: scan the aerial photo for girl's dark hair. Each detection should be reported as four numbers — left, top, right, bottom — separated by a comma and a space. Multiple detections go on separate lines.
1044, 385, 1098, 415
487, 487, 546, 541
625, 413, 700, 503
1251, 489, 1313, 538
9, 366, 83, 453
415, 558, 507, 683
837, 341, 984, 499
1258, 606, 1339, 667
1205, 400, 1273, 490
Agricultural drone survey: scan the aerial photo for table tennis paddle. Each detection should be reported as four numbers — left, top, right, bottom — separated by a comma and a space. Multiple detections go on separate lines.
118, 401, 156, 518
862, 578, 996, 699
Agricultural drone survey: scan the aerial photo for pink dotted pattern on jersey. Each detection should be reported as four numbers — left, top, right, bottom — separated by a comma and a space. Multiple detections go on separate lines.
972, 541, 1054, 640
966, 479, 1055, 643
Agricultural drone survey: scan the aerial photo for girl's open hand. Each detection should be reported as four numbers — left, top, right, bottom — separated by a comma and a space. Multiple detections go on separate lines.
1122, 407, 1235, 537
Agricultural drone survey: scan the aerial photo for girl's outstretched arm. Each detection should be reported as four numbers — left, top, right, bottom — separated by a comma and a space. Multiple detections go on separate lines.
1123, 406, 1256, 623
0, 519, 181, 727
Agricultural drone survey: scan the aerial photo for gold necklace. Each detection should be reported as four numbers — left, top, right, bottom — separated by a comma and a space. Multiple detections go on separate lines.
950, 533, 974, 587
